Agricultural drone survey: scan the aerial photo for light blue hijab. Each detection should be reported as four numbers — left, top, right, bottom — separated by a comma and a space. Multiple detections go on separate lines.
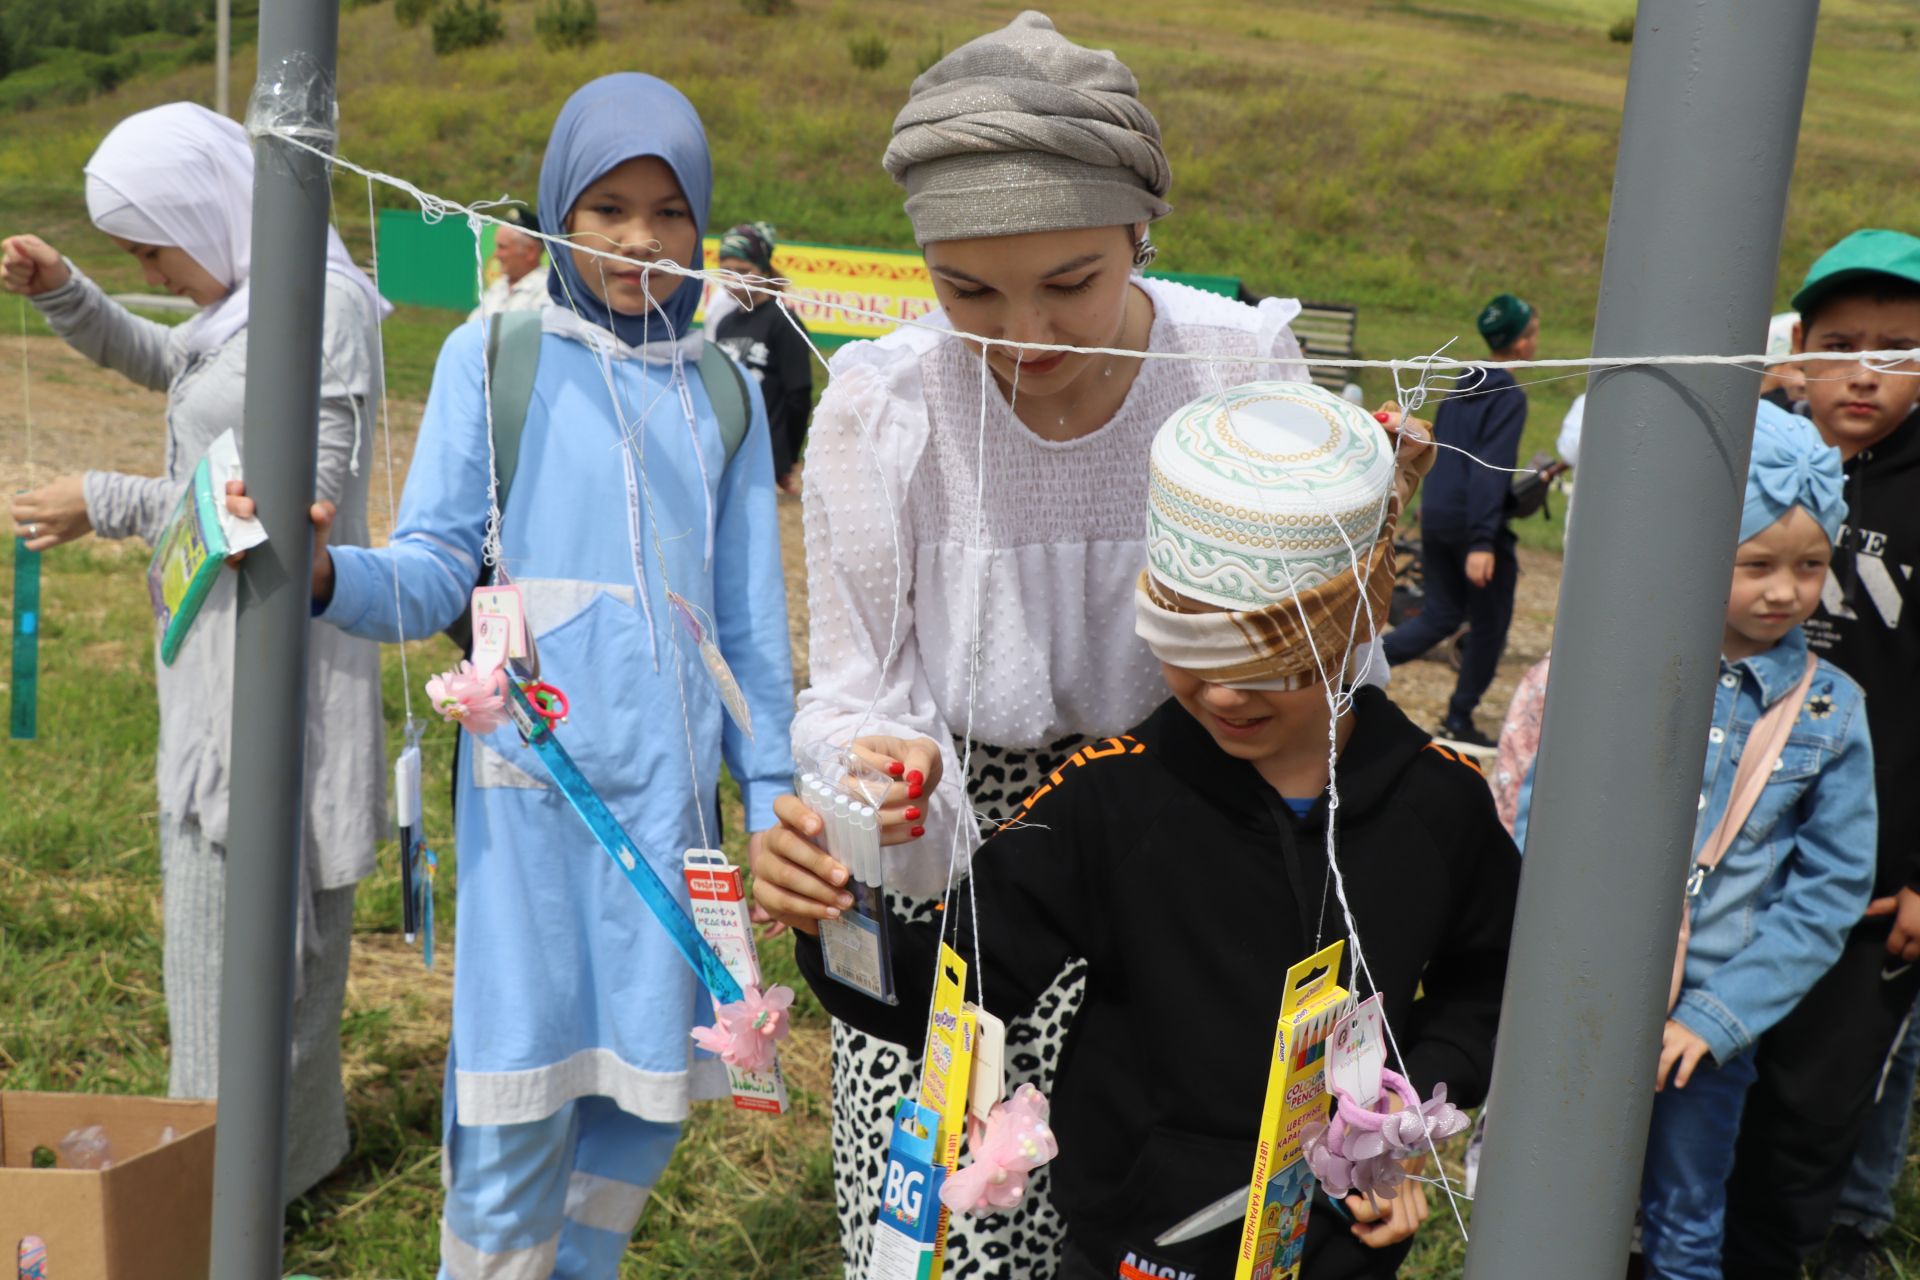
539, 73, 712, 344
1741, 400, 1847, 545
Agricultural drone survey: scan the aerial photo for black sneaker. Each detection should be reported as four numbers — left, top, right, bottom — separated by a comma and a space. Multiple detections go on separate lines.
1436, 719, 1497, 752
1818, 1226, 1891, 1280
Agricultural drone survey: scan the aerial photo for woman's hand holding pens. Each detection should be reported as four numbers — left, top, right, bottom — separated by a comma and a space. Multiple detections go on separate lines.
750, 736, 944, 936
848, 734, 943, 844
752, 794, 852, 936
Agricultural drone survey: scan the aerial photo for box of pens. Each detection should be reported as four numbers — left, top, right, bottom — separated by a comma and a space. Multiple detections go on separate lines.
796, 745, 898, 1005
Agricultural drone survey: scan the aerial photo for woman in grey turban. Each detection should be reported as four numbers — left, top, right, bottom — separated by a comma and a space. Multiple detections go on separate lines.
755, 12, 1311, 1277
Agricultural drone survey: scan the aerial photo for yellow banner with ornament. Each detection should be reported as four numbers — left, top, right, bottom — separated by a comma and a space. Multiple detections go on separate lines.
695, 237, 939, 345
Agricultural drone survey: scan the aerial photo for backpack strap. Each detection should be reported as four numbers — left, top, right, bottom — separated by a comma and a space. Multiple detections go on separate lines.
1671, 650, 1819, 1010
1694, 651, 1820, 876
697, 339, 752, 465
486, 310, 544, 512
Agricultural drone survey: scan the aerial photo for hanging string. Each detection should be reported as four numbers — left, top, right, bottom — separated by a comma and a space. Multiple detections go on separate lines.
251, 130, 1920, 389
365, 177, 418, 739
18, 296, 33, 479
258, 129, 1909, 1235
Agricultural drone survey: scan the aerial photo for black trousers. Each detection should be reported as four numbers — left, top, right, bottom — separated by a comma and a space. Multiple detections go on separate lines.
1722, 918, 1920, 1276
1380, 530, 1518, 726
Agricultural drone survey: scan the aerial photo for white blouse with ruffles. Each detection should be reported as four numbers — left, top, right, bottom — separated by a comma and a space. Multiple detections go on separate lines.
793, 276, 1309, 898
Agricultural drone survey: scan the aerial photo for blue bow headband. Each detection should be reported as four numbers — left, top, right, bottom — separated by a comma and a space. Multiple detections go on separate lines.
1741, 400, 1846, 545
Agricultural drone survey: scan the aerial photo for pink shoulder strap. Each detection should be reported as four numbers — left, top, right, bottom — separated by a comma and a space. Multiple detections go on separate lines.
1694, 652, 1819, 875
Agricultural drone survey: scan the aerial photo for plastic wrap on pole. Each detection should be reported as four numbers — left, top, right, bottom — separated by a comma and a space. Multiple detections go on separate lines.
244, 50, 339, 147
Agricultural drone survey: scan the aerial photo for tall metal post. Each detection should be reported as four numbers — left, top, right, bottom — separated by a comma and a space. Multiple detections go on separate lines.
1461, 3, 1819, 1276
208, 3, 341, 1275
215, 0, 231, 117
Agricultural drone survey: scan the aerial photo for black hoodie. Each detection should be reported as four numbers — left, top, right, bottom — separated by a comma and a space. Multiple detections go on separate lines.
1804, 406, 1920, 897
795, 688, 1520, 1279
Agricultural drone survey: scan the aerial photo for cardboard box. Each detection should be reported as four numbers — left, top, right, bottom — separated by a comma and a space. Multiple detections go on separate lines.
0, 1092, 217, 1280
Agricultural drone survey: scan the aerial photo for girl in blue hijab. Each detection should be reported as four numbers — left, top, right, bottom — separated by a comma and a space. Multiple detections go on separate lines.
308, 73, 797, 1278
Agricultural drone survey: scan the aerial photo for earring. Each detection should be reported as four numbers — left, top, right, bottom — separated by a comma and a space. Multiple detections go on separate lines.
1132, 235, 1158, 269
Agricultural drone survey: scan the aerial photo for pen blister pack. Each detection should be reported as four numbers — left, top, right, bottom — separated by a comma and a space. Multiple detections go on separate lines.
797, 745, 897, 1005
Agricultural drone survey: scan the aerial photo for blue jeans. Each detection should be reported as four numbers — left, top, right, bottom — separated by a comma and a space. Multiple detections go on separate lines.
1641, 1049, 1761, 1280
1832, 990, 1920, 1238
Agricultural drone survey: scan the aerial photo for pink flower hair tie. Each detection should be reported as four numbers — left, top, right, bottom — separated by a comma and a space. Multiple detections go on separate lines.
425, 660, 512, 735
939, 1085, 1060, 1217
690, 984, 794, 1074
1301, 1068, 1469, 1201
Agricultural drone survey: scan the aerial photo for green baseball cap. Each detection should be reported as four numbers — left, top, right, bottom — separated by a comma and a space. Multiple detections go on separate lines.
1791, 229, 1920, 314
1476, 293, 1534, 350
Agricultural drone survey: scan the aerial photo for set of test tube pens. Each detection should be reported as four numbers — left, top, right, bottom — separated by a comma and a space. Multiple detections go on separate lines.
798, 770, 885, 890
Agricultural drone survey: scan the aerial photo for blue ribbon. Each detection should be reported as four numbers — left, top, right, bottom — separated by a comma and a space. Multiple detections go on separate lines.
503, 671, 744, 1005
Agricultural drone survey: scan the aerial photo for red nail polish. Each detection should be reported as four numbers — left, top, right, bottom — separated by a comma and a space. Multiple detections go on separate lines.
906, 770, 924, 787
887, 760, 905, 778
908, 783, 923, 800
904, 806, 922, 821
910, 826, 925, 838
1374, 411, 1391, 423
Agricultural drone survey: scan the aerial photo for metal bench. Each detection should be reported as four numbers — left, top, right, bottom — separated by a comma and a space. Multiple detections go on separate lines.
1236, 287, 1359, 395
1291, 300, 1361, 395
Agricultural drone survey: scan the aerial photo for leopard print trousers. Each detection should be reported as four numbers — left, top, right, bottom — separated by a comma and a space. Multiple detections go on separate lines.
829, 733, 1094, 1280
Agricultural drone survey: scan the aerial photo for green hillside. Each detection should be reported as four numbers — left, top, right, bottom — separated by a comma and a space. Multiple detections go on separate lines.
3, 0, 1916, 341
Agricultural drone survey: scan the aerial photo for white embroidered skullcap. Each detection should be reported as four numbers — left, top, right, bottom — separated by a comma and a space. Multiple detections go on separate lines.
1145, 381, 1397, 611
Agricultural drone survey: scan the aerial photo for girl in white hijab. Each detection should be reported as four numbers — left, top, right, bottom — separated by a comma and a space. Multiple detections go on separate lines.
3, 101, 387, 1200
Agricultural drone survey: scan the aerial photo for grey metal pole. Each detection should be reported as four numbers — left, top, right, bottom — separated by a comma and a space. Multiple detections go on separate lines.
1461, 3, 1819, 1277
208, 2, 341, 1276
215, 0, 231, 117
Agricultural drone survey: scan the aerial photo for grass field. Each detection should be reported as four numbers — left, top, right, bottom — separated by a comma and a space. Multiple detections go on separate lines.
4, 1, 1920, 1275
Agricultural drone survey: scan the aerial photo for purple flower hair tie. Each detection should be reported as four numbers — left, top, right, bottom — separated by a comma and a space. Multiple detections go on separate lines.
1300, 1068, 1471, 1201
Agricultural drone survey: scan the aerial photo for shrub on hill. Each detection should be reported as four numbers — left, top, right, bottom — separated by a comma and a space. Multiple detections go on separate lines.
535, 0, 596, 50
431, 0, 502, 53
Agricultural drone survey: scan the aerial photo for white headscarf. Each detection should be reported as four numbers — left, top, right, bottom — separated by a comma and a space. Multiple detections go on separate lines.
83, 102, 389, 359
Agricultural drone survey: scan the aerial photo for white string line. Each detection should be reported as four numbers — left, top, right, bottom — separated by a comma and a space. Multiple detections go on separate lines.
364, 178, 417, 736
912, 343, 1009, 1101
275, 129, 1920, 381
299, 133, 1908, 1181
17, 297, 33, 479
633, 261, 716, 854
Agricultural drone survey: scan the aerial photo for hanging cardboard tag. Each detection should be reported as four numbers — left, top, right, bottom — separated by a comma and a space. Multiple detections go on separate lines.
683, 847, 788, 1114
471, 585, 528, 657
1326, 995, 1387, 1110
967, 1004, 1006, 1122
471, 610, 512, 675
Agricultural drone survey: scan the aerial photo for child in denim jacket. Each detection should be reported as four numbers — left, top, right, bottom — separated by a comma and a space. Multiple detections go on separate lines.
1518, 402, 1877, 1280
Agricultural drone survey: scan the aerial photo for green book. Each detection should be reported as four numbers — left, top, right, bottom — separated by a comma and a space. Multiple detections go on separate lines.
145, 430, 264, 666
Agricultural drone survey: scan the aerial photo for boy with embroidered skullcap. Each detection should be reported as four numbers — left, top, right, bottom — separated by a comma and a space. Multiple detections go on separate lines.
769, 382, 1519, 1280
1382, 292, 1537, 749
1721, 228, 1920, 1280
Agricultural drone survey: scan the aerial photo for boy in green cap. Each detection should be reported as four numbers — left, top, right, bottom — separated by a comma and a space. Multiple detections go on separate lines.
1722, 228, 1920, 1280
1381, 292, 1537, 748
